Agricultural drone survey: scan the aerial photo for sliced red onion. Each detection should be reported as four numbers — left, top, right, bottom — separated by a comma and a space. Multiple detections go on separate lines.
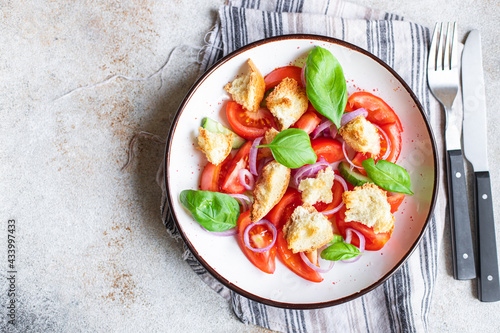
200, 225, 238, 237
372, 123, 392, 160
340, 108, 368, 127
249, 136, 263, 176
342, 141, 364, 170
300, 251, 334, 273
301, 64, 306, 87
243, 219, 277, 253
320, 175, 349, 215
342, 227, 366, 263
257, 156, 273, 176
239, 169, 255, 190
292, 157, 330, 187
312, 119, 333, 139
228, 193, 252, 212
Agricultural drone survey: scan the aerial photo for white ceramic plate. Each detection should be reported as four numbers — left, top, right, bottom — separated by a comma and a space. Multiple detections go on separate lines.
164, 35, 438, 309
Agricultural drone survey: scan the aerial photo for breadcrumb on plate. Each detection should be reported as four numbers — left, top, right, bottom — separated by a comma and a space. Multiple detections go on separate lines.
224, 59, 266, 112
339, 115, 381, 156
197, 127, 233, 165
298, 166, 335, 205
265, 78, 308, 131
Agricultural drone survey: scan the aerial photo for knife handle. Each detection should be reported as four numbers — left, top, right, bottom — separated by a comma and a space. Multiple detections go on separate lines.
475, 171, 500, 302
447, 149, 476, 279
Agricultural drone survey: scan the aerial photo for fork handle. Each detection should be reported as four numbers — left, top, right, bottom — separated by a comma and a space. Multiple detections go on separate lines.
447, 149, 476, 279
474, 171, 500, 302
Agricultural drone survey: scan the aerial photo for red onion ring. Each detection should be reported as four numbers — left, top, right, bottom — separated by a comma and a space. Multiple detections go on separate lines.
228, 193, 251, 212
301, 64, 307, 87
342, 227, 366, 263
257, 156, 273, 176
341, 108, 368, 127
249, 136, 263, 176
292, 157, 330, 187
200, 225, 238, 237
320, 175, 349, 215
372, 123, 391, 160
312, 119, 333, 139
243, 219, 277, 253
300, 251, 335, 273
239, 169, 255, 190
342, 141, 364, 171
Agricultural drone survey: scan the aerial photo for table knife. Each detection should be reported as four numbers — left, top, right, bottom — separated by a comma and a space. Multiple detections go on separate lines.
462, 29, 500, 302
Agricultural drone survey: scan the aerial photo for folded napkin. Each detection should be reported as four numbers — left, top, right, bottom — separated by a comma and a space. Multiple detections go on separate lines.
159, 0, 446, 332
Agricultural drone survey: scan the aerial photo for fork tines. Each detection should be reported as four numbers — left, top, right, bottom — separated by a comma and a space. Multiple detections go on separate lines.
428, 22, 458, 72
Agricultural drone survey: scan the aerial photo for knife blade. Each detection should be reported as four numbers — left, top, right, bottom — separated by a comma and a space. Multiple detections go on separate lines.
462, 29, 500, 302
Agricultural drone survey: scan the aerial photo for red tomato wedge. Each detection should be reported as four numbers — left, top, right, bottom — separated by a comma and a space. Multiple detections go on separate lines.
264, 66, 303, 91
387, 193, 405, 213
226, 101, 277, 140
291, 107, 321, 134
200, 155, 231, 192
311, 137, 344, 163
345, 92, 403, 131
237, 211, 276, 274
221, 141, 252, 194
335, 206, 392, 251
276, 230, 323, 283
265, 188, 302, 229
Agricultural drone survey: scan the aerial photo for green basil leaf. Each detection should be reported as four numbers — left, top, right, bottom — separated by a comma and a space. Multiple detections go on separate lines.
305, 46, 347, 129
330, 234, 344, 244
257, 128, 317, 169
361, 158, 414, 195
321, 242, 361, 261
179, 190, 240, 232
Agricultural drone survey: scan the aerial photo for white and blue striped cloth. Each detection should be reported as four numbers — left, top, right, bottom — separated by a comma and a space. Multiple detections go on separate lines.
161, 1, 446, 332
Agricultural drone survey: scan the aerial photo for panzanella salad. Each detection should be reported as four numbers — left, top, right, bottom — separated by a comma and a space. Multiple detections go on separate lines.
180, 47, 412, 283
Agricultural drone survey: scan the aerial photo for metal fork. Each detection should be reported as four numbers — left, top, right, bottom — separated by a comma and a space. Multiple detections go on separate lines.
427, 22, 476, 280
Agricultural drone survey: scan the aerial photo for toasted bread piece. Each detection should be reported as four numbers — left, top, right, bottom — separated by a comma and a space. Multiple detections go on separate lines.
338, 115, 381, 156
283, 203, 333, 253
265, 78, 308, 131
298, 166, 335, 205
251, 160, 291, 223
342, 183, 394, 234
224, 59, 266, 112
257, 127, 279, 159
197, 127, 233, 165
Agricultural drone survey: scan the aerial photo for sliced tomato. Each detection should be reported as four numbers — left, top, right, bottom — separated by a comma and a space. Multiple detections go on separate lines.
200, 155, 231, 192
264, 66, 303, 91
335, 206, 391, 251
276, 230, 323, 283
291, 107, 321, 135
226, 101, 277, 140
388, 193, 405, 213
345, 92, 402, 131
221, 141, 252, 194
311, 137, 344, 163
313, 175, 344, 218
265, 188, 302, 229
237, 211, 276, 274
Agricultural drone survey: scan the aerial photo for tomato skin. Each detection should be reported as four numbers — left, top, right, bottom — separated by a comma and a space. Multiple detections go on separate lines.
264, 66, 303, 91
335, 206, 392, 251
311, 137, 344, 163
387, 193, 405, 213
226, 101, 277, 140
221, 141, 252, 194
276, 230, 323, 283
200, 155, 231, 192
266, 188, 302, 229
345, 92, 402, 131
237, 211, 276, 274
291, 107, 321, 134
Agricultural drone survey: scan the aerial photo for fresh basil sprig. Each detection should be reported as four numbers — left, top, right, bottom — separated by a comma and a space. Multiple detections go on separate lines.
257, 128, 317, 169
362, 158, 414, 195
305, 46, 347, 130
179, 190, 240, 232
321, 242, 361, 261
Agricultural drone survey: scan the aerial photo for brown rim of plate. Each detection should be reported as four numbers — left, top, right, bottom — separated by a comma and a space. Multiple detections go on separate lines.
163, 34, 439, 309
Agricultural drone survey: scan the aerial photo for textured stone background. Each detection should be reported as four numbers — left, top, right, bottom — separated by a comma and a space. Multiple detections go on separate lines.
1, 0, 499, 332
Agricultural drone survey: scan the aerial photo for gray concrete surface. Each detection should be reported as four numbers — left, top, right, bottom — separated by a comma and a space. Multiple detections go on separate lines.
1, 0, 499, 332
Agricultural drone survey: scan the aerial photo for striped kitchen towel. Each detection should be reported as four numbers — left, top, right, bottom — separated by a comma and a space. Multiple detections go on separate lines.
160, 0, 446, 332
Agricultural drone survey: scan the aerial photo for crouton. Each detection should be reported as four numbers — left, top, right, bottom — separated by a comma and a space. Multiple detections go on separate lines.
224, 59, 266, 112
265, 78, 308, 131
339, 115, 381, 156
298, 166, 335, 205
197, 127, 233, 165
257, 127, 279, 159
283, 203, 333, 253
342, 183, 394, 234
251, 160, 290, 223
